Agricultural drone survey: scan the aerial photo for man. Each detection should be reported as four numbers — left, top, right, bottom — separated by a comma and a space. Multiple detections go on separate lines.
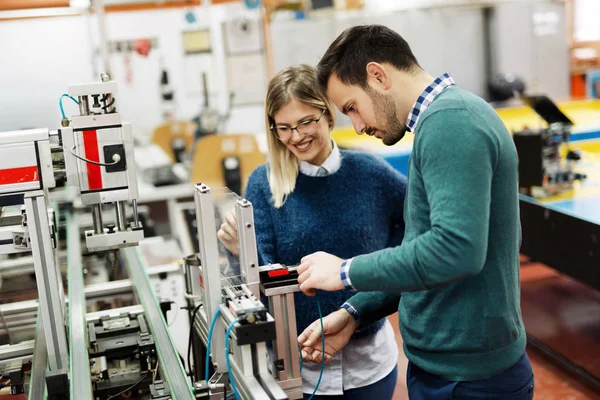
296, 25, 534, 399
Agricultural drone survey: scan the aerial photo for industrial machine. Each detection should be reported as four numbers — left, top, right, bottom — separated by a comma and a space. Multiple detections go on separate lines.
0, 73, 169, 399
0, 74, 309, 399
181, 186, 303, 400
512, 95, 586, 198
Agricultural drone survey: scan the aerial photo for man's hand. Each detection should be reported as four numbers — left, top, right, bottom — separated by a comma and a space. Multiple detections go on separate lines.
298, 308, 358, 365
297, 252, 344, 296
217, 210, 239, 256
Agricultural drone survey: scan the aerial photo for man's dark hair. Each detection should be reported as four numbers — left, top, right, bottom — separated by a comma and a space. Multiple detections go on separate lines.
316, 25, 421, 90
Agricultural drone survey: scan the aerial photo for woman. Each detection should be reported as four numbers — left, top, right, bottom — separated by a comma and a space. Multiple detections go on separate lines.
217, 65, 406, 399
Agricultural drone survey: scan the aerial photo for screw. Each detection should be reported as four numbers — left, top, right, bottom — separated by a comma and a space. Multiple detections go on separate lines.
250, 263, 256, 268
246, 223, 252, 228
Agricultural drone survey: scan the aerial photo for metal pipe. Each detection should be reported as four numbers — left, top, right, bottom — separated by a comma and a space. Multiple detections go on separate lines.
92, 204, 103, 235
115, 201, 127, 231
184, 254, 200, 296
95, 0, 111, 77
132, 199, 140, 229
78, 95, 90, 116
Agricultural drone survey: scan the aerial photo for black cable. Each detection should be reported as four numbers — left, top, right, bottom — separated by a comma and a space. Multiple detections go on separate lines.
101, 94, 116, 113
106, 372, 148, 400
188, 303, 203, 382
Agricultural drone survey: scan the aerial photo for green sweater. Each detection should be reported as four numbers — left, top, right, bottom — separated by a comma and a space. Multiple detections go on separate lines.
347, 87, 526, 381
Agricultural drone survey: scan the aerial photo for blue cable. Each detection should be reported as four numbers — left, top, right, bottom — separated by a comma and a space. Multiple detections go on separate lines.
307, 291, 325, 400
225, 319, 241, 400
205, 308, 222, 382
59, 94, 79, 119
221, 294, 324, 400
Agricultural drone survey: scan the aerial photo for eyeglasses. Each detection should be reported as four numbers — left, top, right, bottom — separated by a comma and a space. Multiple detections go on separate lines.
270, 109, 326, 141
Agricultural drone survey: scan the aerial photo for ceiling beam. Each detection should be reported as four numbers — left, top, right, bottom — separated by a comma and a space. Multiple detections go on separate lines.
0, 0, 69, 11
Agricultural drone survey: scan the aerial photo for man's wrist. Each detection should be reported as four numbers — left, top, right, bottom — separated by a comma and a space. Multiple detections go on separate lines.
340, 302, 360, 327
340, 258, 357, 293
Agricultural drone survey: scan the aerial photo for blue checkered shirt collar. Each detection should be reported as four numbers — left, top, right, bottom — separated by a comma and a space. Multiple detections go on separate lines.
406, 73, 456, 133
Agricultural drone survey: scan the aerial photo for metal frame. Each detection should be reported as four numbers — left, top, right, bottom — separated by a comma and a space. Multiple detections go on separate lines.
188, 184, 303, 399
67, 213, 93, 399
218, 305, 288, 400
0, 341, 34, 362
28, 314, 48, 400
236, 198, 260, 299
0, 265, 183, 340
122, 247, 194, 400
266, 288, 302, 398
24, 191, 68, 373
193, 183, 226, 372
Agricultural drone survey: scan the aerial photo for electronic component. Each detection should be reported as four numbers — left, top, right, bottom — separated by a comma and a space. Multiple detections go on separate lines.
61, 74, 144, 252
88, 313, 157, 400
513, 95, 585, 197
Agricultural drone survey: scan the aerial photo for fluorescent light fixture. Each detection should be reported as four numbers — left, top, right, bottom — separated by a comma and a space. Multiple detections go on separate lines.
0, 7, 81, 19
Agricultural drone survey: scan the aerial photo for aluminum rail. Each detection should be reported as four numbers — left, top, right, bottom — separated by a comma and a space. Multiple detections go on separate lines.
28, 314, 47, 400
67, 214, 93, 399
0, 264, 181, 336
122, 247, 194, 400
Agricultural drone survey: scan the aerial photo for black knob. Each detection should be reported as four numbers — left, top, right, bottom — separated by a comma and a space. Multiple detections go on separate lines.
566, 150, 582, 161
106, 224, 116, 234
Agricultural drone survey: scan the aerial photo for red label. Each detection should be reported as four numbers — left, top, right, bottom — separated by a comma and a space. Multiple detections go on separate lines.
83, 130, 102, 190
0, 166, 39, 185
268, 269, 289, 278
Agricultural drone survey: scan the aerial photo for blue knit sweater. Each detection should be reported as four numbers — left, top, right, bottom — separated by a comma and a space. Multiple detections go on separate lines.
244, 150, 407, 337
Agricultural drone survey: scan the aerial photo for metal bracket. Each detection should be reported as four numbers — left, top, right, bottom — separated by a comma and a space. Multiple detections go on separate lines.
11, 229, 29, 250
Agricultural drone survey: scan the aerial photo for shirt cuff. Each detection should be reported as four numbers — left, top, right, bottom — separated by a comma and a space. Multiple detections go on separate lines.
340, 302, 360, 325
340, 258, 356, 293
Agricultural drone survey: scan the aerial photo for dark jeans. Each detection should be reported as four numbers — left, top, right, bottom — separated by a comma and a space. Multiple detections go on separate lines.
303, 365, 398, 400
407, 352, 535, 400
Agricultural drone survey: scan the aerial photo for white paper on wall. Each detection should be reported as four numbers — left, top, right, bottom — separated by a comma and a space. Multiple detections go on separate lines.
223, 17, 262, 55
226, 53, 266, 105
184, 52, 219, 102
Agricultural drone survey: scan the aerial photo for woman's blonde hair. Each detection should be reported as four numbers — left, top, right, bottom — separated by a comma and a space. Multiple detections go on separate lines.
265, 64, 336, 208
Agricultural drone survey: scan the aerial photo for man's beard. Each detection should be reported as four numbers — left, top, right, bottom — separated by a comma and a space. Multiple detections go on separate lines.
365, 86, 407, 146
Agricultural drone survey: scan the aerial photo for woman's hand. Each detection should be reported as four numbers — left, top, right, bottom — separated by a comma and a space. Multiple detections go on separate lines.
217, 210, 239, 256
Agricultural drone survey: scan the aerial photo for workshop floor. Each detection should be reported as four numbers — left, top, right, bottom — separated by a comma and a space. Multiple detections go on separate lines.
388, 260, 600, 400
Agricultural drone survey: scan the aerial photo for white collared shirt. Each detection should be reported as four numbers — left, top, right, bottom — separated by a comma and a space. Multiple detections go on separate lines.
296, 140, 399, 394
298, 141, 342, 177
301, 320, 398, 395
